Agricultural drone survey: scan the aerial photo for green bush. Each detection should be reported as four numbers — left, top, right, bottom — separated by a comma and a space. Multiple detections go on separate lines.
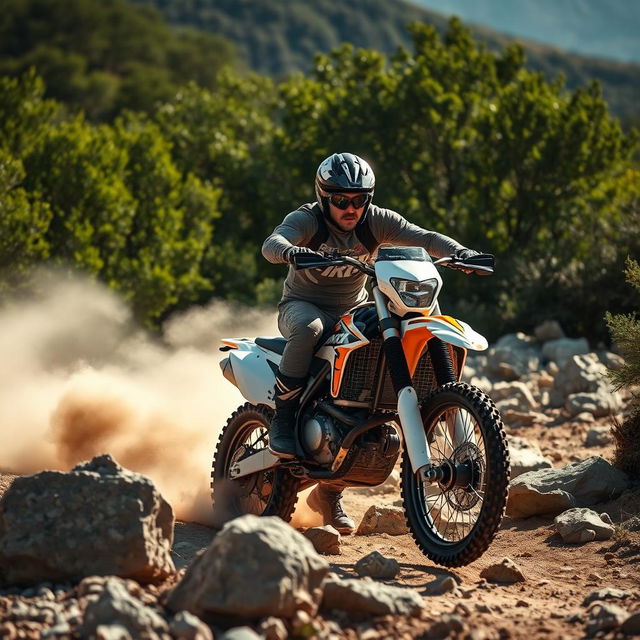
606, 257, 640, 476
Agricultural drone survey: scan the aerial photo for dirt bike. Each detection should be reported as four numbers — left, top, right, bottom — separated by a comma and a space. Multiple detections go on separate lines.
212, 247, 510, 567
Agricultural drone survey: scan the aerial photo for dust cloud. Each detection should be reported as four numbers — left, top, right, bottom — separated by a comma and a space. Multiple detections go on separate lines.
0, 270, 278, 525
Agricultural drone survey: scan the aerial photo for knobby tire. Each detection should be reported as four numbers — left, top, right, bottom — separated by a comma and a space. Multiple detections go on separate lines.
401, 382, 510, 567
211, 403, 299, 528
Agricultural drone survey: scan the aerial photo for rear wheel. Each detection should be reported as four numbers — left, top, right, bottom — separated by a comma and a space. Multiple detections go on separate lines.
211, 403, 299, 527
402, 382, 510, 567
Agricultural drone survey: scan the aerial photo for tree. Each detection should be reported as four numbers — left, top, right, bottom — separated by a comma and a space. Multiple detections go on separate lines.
0, 151, 51, 287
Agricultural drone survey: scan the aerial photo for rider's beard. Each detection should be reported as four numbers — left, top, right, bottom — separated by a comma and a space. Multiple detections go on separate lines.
0, 271, 278, 525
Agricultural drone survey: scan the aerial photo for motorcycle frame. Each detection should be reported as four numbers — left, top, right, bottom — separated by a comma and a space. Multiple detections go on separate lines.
221, 254, 489, 483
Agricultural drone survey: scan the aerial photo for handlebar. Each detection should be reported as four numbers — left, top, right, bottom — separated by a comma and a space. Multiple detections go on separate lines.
434, 254, 495, 275
293, 251, 494, 276
292, 252, 376, 276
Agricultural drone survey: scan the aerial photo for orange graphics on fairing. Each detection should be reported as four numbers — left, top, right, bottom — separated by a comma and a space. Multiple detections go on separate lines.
324, 313, 370, 397
400, 315, 467, 376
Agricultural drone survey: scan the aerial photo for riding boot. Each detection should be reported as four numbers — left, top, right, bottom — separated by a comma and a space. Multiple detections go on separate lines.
308, 484, 356, 534
268, 371, 306, 459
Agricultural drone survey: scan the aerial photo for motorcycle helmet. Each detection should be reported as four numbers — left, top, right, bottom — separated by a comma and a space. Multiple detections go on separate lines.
315, 152, 375, 221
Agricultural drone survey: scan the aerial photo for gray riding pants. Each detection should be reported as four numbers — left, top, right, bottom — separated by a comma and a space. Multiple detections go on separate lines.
277, 300, 344, 378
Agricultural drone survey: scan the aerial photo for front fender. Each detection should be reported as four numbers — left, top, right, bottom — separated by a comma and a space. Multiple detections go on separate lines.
401, 315, 487, 374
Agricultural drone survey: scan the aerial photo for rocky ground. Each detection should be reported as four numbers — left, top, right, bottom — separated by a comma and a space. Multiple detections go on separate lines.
0, 323, 639, 639
1, 416, 637, 640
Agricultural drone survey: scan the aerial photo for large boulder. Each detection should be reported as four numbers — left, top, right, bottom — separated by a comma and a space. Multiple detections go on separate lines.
485, 333, 542, 381
506, 456, 630, 518
491, 381, 539, 412
167, 515, 329, 620
549, 353, 617, 409
565, 390, 622, 417
0, 454, 174, 585
534, 320, 565, 342
507, 436, 553, 478
542, 338, 590, 367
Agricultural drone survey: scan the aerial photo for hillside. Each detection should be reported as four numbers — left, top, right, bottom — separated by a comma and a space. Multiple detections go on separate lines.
130, 0, 640, 123
0, 0, 239, 119
412, 0, 640, 64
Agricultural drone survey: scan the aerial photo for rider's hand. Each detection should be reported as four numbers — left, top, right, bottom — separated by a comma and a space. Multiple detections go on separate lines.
454, 248, 480, 274
285, 246, 323, 264
454, 248, 480, 261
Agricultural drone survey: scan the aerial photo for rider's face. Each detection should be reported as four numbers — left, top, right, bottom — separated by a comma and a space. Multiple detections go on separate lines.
328, 193, 366, 231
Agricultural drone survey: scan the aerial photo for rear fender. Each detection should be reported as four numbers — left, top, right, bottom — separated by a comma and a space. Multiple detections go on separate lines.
219, 340, 280, 407
401, 315, 487, 375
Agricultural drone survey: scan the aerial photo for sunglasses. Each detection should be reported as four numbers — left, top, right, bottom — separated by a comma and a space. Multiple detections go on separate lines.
329, 193, 369, 210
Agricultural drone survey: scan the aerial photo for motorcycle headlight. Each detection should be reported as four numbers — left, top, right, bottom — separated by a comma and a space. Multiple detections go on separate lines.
390, 277, 438, 308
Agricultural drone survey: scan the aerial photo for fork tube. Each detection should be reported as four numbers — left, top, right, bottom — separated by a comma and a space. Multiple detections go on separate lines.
372, 285, 431, 475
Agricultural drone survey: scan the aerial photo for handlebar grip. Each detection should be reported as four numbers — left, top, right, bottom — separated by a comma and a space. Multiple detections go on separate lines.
292, 252, 331, 270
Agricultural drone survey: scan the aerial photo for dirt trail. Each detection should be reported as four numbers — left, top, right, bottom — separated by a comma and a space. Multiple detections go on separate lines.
168, 429, 639, 639
1, 422, 638, 639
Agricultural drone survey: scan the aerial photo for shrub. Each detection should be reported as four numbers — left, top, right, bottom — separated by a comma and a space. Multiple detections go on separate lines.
605, 257, 640, 477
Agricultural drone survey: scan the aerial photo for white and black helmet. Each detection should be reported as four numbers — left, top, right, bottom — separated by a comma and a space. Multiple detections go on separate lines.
315, 152, 375, 220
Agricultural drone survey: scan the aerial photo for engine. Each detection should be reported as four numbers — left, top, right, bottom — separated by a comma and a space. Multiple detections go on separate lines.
300, 411, 344, 465
299, 407, 402, 488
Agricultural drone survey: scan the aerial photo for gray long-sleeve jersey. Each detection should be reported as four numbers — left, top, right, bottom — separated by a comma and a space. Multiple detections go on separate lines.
262, 202, 465, 310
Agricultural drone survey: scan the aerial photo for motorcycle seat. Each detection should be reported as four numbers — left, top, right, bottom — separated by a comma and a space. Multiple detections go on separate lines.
255, 333, 332, 355
255, 336, 287, 355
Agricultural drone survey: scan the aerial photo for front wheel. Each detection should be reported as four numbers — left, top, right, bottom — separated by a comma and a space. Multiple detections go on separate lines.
402, 382, 510, 567
211, 403, 299, 527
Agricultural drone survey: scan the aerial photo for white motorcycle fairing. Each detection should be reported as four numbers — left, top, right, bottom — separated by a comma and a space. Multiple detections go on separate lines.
402, 315, 488, 351
219, 339, 280, 408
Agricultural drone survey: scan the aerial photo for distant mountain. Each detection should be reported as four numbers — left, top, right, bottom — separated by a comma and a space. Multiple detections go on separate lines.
410, 0, 640, 64
130, 0, 640, 124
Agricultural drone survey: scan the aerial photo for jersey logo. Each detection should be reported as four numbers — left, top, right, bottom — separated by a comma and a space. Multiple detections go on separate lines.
309, 245, 371, 279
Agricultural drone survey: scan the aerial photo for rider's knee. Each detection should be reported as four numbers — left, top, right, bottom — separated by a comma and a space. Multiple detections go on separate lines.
292, 317, 324, 343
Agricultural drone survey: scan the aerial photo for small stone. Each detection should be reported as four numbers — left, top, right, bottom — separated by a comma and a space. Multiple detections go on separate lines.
303, 526, 341, 555
425, 576, 460, 596
169, 611, 213, 640
479, 558, 526, 584
585, 602, 628, 636
355, 551, 400, 579
220, 626, 262, 640
356, 506, 409, 536
428, 614, 466, 638
476, 604, 493, 614
582, 588, 632, 607
258, 617, 288, 640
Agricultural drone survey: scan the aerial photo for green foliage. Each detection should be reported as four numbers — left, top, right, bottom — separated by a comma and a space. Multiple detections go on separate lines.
0, 71, 59, 155
606, 258, 640, 476
133, 0, 640, 123
0, 151, 51, 286
606, 258, 640, 393
0, 0, 238, 119
2, 16, 638, 337
1, 72, 220, 324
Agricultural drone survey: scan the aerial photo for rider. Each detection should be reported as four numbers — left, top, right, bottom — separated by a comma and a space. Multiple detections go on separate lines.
262, 152, 482, 533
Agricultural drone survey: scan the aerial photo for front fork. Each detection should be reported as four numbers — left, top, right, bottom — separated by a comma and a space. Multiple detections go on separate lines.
372, 285, 460, 482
